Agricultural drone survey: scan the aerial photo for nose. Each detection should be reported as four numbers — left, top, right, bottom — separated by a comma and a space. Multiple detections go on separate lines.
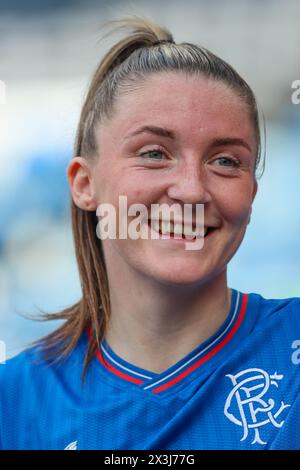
167, 160, 212, 204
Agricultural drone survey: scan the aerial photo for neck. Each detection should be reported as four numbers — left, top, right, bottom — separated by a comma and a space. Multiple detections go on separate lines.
104, 265, 231, 374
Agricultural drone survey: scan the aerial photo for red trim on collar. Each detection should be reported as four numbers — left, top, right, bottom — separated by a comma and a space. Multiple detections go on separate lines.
88, 326, 145, 385
151, 293, 248, 393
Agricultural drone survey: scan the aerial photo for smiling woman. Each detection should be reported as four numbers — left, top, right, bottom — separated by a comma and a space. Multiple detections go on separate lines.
0, 15, 299, 451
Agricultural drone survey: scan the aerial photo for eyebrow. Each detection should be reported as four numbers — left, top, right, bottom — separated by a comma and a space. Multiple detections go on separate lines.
210, 137, 252, 153
124, 125, 252, 152
124, 125, 175, 140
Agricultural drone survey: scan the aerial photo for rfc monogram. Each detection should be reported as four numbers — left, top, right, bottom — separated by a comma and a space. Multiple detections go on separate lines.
224, 368, 290, 445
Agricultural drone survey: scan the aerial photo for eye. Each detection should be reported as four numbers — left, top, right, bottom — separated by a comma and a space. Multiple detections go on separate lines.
138, 148, 166, 161
213, 156, 240, 168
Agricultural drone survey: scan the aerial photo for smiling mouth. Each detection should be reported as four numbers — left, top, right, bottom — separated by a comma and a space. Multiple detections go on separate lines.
147, 220, 217, 239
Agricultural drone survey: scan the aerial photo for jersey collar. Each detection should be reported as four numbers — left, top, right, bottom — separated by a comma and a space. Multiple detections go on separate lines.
89, 289, 249, 394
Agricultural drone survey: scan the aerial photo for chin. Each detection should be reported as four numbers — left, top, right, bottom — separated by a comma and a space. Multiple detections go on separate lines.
146, 265, 213, 288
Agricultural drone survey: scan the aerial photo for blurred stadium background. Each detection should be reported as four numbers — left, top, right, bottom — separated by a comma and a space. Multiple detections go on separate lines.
0, 0, 299, 359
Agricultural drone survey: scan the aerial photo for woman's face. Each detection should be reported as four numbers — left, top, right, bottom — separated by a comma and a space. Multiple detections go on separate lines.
89, 73, 258, 287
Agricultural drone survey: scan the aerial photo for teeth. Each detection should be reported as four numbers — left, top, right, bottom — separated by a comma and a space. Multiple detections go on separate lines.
173, 223, 182, 235
153, 220, 160, 232
183, 225, 205, 237
149, 220, 210, 238
183, 225, 196, 237
160, 221, 169, 234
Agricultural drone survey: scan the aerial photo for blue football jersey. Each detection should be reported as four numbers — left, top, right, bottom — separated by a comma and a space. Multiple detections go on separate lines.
0, 288, 300, 450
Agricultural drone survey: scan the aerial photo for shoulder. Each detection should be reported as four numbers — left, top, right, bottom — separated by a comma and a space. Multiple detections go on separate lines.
245, 290, 300, 338
0, 346, 43, 449
0, 336, 87, 449
0, 346, 38, 378
252, 291, 300, 319
0, 346, 49, 399
0, 335, 87, 402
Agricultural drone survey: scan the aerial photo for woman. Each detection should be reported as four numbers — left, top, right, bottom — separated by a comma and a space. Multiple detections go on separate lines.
0, 16, 299, 450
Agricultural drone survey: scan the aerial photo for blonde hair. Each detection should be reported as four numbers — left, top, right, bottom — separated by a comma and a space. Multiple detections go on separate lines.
37, 15, 265, 377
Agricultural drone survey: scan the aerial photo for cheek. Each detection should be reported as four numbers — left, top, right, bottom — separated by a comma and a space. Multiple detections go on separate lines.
92, 165, 124, 204
214, 186, 253, 227
98, 170, 159, 207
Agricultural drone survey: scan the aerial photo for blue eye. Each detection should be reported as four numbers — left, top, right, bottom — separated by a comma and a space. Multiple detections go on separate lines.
215, 156, 239, 167
139, 149, 165, 160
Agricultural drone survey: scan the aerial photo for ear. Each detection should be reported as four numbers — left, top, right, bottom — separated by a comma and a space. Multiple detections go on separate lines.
67, 157, 97, 211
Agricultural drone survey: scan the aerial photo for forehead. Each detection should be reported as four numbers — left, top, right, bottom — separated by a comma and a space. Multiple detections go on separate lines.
99, 72, 255, 145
